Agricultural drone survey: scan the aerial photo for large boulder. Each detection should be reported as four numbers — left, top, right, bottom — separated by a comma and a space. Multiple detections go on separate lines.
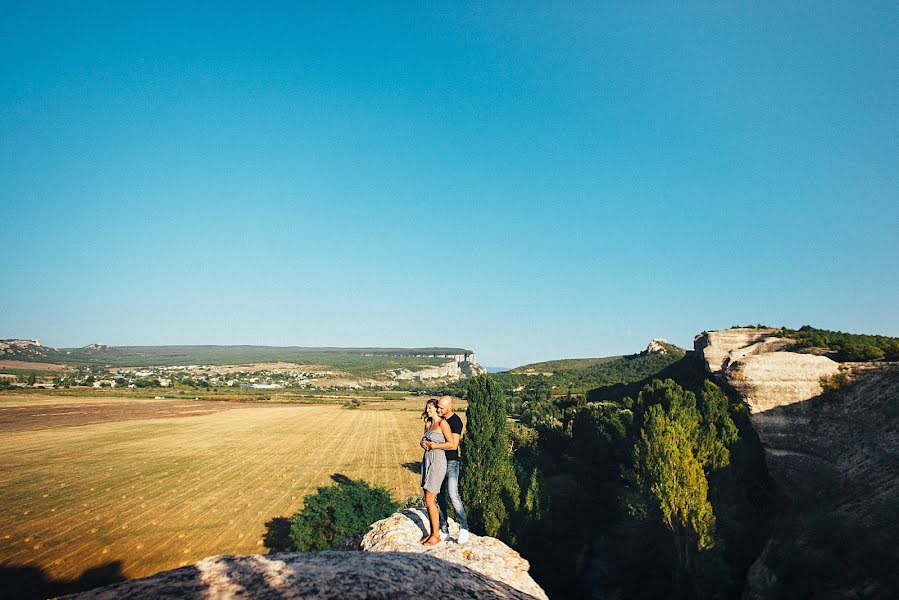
65, 510, 547, 599
65, 552, 540, 599
351, 509, 547, 600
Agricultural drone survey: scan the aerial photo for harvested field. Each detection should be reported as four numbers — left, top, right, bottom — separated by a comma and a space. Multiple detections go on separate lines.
0, 399, 265, 433
0, 360, 70, 371
0, 395, 430, 596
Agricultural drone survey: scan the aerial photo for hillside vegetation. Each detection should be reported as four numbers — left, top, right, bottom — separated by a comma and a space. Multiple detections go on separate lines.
482, 352, 776, 599
492, 342, 685, 397
0, 342, 473, 377
779, 325, 899, 361
727, 325, 899, 362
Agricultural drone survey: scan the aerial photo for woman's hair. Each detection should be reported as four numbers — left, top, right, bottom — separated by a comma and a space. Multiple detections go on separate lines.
422, 398, 439, 423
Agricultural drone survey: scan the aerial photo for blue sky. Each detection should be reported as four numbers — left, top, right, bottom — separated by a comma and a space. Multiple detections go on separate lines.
1, 2, 896, 367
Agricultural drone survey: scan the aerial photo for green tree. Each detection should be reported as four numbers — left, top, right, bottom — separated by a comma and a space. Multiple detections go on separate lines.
628, 402, 715, 575
27, 372, 36, 386
625, 380, 736, 581
289, 478, 397, 551
460, 374, 520, 539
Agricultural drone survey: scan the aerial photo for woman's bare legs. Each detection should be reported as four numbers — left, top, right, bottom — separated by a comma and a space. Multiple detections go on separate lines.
419, 490, 430, 542
422, 490, 441, 545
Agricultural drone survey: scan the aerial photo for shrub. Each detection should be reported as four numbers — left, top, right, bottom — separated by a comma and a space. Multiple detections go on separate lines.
342, 398, 362, 409
289, 479, 397, 551
820, 369, 851, 394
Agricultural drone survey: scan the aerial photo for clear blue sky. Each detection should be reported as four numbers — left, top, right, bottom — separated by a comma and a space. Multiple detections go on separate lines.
2, 2, 896, 367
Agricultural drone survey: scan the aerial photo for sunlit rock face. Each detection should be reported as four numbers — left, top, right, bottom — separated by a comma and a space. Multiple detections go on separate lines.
697, 328, 899, 598
351, 509, 547, 600
66, 509, 547, 600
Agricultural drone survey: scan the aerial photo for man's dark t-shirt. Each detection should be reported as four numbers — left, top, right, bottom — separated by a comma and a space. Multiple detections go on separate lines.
444, 413, 464, 461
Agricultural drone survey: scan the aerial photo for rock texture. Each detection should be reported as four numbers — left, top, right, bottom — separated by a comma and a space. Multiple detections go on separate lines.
65, 552, 539, 599
351, 509, 547, 600
645, 338, 676, 354
695, 329, 847, 495
65, 510, 546, 599
694, 328, 785, 375
696, 328, 899, 598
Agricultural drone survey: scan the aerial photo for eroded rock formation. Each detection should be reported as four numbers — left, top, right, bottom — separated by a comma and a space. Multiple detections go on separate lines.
390, 353, 484, 381
695, 328, 899, 598
66, 510, 547, 599
349, 509, 547, 600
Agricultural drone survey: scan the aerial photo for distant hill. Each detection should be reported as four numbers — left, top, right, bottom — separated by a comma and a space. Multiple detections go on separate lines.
0, 340, 477, 376
493, 339, 686, 394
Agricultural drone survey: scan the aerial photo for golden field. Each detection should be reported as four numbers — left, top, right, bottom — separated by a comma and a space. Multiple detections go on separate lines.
0, 394, 433, 589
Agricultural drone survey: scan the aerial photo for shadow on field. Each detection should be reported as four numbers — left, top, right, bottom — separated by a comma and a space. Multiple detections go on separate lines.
0, 561, 126, 599
400, 461, 421, 474
263, 516, 293, 553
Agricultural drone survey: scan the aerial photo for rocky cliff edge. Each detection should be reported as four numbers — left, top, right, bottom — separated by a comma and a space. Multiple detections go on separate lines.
66, 509, 547, 599
695, 328, 899, 598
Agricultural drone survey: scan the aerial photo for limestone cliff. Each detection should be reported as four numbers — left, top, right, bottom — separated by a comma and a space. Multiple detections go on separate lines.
695, 328, 899, 597
389, 352, 485, 381
66, 510, 546, 599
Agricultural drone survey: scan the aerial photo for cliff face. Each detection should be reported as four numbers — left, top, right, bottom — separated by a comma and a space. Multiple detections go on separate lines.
695, 328, 899, 597
390, 353, 485, 381
66, 510, 547, 599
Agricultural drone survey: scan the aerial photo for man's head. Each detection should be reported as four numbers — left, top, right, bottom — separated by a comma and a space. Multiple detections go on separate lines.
436, 395, 454, 418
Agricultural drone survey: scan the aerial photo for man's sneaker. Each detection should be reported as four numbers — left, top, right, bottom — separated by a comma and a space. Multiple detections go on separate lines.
457, 529, 470, 544
439, 530, 449, 541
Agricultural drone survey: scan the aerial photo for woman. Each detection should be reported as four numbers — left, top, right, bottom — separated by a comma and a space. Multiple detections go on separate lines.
419, 398, 453, 545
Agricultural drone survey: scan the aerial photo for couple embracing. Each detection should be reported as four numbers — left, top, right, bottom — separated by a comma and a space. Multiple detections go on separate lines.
419, 395, 469, 546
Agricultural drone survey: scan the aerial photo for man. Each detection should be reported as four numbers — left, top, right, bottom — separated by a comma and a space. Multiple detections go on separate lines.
421, 395, 469, 543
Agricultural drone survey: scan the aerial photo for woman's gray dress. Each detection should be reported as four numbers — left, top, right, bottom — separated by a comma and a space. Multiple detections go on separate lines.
421, 427, 447, 494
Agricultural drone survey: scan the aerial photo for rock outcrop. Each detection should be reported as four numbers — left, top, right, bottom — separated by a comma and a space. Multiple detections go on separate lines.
696, 328, 899, 598
390, 353, 485, 381
65, 552, 539, 599
66, 510, 547, 599
349, 509, 547, 599
0, 338, 54, 360
695, 328, 846, 496
644, 338, 681, 355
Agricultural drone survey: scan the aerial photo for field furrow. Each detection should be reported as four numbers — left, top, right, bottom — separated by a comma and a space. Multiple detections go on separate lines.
0, 398, 426, 582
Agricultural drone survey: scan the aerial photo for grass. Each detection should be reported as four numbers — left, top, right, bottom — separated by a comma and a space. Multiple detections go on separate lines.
0, 394, 432, 584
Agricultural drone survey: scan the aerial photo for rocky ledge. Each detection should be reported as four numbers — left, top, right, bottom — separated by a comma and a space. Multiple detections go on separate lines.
66, 510, 547, 599
347, 509, 547, 599
696, 328, 899, 598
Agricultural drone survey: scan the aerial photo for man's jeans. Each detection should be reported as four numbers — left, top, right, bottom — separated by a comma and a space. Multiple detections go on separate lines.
437, 459, 468, 533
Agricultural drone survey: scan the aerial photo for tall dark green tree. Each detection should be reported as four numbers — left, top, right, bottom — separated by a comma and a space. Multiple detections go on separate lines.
460, 374, 520, 539
624, 379, 738, 587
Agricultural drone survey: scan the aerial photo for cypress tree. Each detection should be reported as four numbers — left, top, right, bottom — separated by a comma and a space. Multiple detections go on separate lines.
460, 373, 520, 539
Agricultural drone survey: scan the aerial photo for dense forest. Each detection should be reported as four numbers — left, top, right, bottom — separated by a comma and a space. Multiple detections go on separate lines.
484, 356, 778, 599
